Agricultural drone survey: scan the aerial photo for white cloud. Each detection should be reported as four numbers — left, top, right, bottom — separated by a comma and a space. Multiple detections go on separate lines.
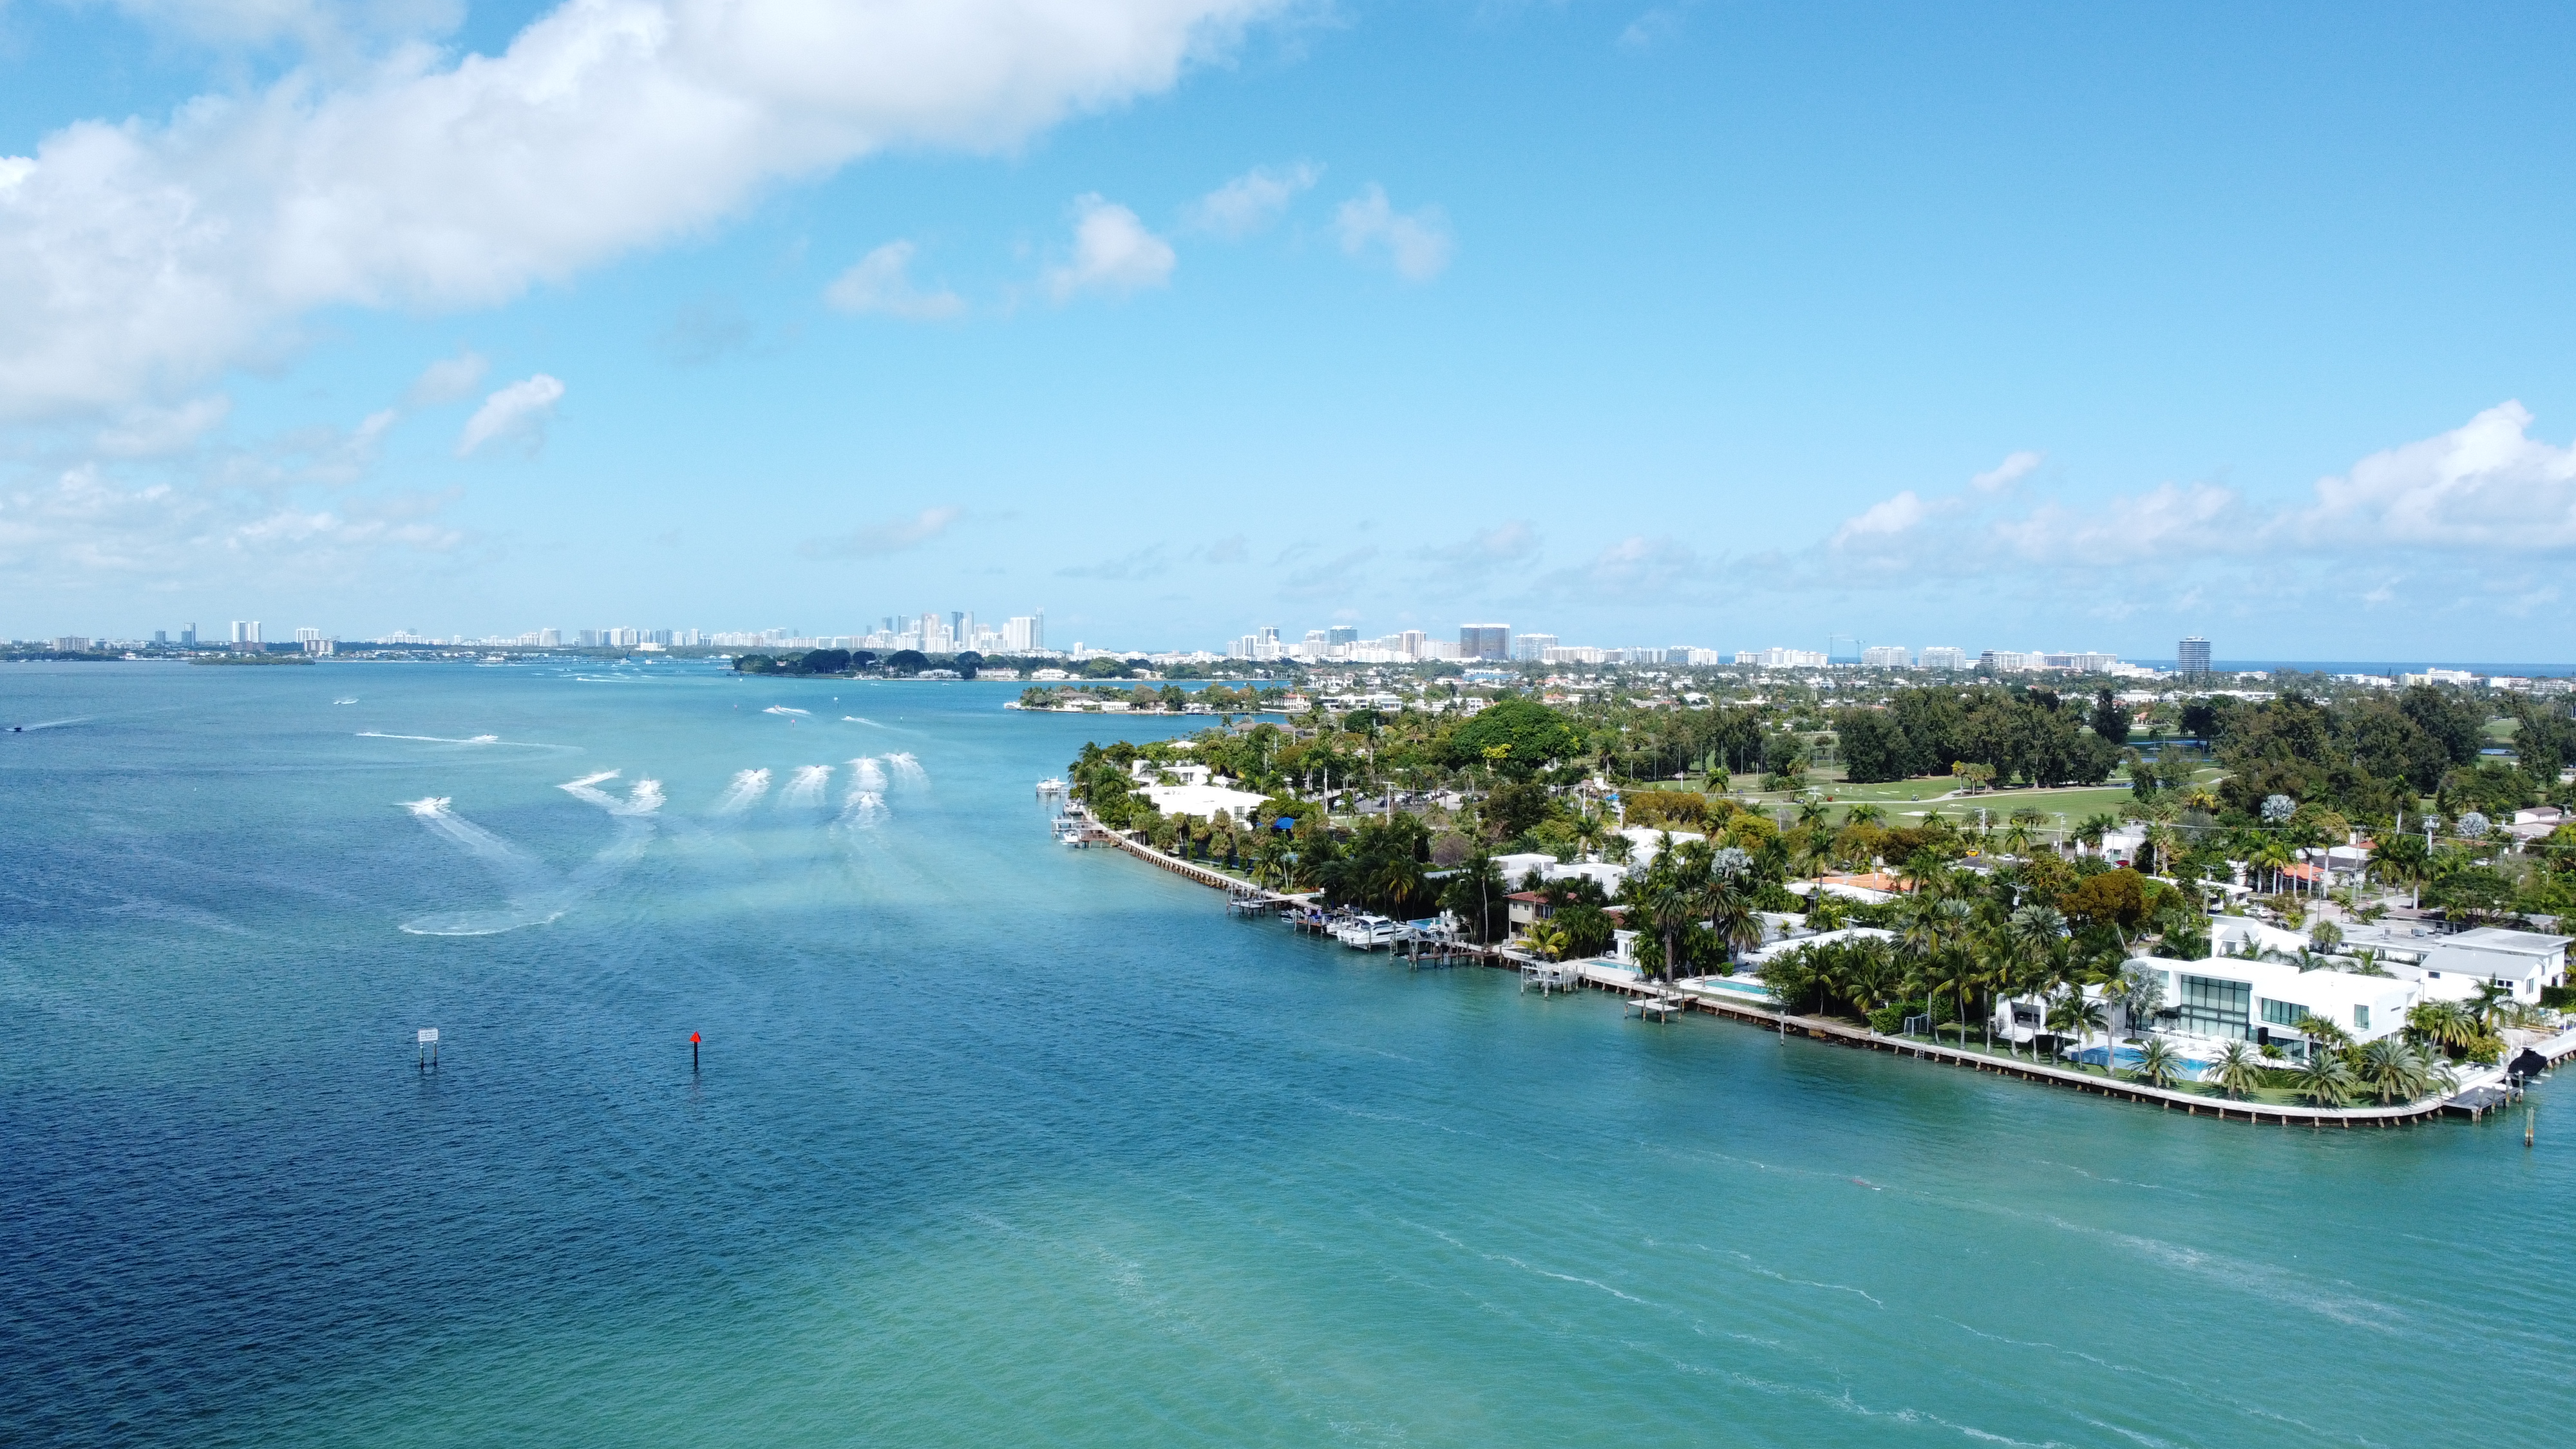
0, 0, 1280, 417
86, 0, 467, 51
2293, 400, 2576, 550
1971, 450, 2043, 492
824, 241, 965, 319
406, 349, 489, 406
1991, 481, 2244, 565
1333, 184, 1453, 281
455, 374, 565, 456
95, 395, 234, 457
802, 505, 960, 559
1188, 160, 1320, 237
1830, 489, 1931, 548
1045, 194, 1176, 301
1618, 6, 1689, 51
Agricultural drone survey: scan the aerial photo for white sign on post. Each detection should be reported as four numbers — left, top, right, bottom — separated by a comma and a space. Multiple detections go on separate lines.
418, 1028, 439, 1045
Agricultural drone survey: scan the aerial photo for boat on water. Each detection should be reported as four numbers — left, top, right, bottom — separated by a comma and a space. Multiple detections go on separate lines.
1052, 817, 1092, 847
1334, 914, 1398, 950
1036, 777, 1066, 795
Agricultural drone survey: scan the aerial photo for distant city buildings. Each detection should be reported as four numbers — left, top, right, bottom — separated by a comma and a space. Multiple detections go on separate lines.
1459, 623, 1510, 661
1860, 645, 1911, 667
1920, 647, 1968, 670
2178, 635, 2211, 676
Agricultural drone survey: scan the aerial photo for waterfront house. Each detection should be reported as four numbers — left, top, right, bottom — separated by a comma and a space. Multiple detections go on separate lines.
1997, 956, 2418, 1061
2336, 923, 2570, 1003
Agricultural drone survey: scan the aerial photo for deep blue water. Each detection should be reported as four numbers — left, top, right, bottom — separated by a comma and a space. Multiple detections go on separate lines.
5, 660, 2572, 1446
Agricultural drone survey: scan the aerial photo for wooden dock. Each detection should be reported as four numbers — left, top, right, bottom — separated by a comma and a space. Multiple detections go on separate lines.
1074, 804, 2567, 1130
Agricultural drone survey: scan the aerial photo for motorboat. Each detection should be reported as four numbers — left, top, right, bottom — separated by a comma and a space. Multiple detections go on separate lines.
1335, 914, 1398, 950
1036, 777, 1066, 795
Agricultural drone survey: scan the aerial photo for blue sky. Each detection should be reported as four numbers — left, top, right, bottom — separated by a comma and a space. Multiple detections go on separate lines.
5, 1, 2575, 661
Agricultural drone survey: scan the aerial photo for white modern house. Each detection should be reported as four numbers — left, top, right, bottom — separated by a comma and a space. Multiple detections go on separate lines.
2340, 923, 2570, 1005
1995, 955, 2420, 1062
1127, 758, 1269, 824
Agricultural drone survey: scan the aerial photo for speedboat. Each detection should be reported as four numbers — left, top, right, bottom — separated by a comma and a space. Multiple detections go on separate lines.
1036, 777, 1066, 795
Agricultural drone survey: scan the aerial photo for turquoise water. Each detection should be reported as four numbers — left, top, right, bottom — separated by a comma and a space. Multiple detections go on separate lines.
5, 660, 2571, 1446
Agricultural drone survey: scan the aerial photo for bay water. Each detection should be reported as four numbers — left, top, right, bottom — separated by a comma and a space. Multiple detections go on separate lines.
5, 661, 2570, 1446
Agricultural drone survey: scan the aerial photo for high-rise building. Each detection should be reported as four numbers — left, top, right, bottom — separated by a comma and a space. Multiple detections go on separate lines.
1920, 646, 1967, 670
1460, 623, 1510, 661
538, 628, 562, 647
1327, 626, 1358, 646
153, 630, 167, 646
180, 624, 196, 647
1512, 632, 1557, 661
229, 621, 260, 647
1861, 645, 1911, 667
2178, 636, 2211, 677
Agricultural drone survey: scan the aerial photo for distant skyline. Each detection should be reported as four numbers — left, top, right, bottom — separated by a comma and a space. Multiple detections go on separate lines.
5, 3, 2576, 659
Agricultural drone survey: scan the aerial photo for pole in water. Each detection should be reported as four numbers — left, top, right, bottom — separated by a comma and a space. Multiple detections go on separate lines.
417, 1027, 439, 1072
691, 1032, 701, 1073
2528, 1107, 2536, 1149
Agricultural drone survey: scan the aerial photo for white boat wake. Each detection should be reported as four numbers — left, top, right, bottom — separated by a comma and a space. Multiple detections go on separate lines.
358, 730, 576, 750
714, 768, 772, 813
397, 771, 664, 935
781, 764, 833, 807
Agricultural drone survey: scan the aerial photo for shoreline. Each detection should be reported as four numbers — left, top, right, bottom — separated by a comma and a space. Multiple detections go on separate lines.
1078, 817, 2566, 1129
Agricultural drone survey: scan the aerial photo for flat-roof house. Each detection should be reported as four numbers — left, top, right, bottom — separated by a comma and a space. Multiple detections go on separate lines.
2418, 927, 2569, 1003
2338, 923, 2569, 1003
1994, 955, 2419, 1061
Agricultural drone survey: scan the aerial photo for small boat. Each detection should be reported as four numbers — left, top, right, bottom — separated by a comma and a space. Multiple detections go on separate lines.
1036, 777, 1066, 795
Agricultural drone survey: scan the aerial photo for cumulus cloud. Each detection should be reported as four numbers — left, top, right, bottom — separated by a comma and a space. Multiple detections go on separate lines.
0, 461, 467, 599
1794, 402, 2576, 632
1334, 184, 1453, 281
406, 348, 489, 406
1971, 450, 2044, 493
95, 395, 234, 458
0, 0, 1280, 417
801, 505, 960, 559
1045, 195, 1177, 301
824, 241, 966, 319
2292, 401, 2576, 550
1188, 160, 1320, 237
1418, 520, 1540, 574
455, 374, 565, 457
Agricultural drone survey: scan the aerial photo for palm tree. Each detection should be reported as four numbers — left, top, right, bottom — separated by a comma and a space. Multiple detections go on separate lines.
2048, 989, 2107, 1070
1527, 920, 1572, 962
1844, 802, 1887, 828
2074, 813, 2118, 855
2355, 1037, 2435, 1104
2131, 1035, 2183, 1088
1706, 873, 1766, 965
2293, 1052, 2358, 1107
2248, 837, 2293, 896
2406, 1000, 2476, 1054
2206, 1039, 2262, 1099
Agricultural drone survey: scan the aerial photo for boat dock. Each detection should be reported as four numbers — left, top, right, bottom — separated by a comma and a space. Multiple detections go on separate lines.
1072, 807, 2570, 1129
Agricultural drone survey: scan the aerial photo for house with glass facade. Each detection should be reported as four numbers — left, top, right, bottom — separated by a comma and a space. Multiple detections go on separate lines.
1994, 956, 2420, 1063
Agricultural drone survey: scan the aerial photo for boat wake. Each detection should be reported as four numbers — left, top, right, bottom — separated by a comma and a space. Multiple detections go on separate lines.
397, 772, 663, 935
358, 730, 576, 750
781, 764, 833, 807
714, 768, 772, 813
762, 705, 811, 717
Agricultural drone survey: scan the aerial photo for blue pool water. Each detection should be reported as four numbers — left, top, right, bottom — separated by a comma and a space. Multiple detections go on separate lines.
5, 660, 2572, 1444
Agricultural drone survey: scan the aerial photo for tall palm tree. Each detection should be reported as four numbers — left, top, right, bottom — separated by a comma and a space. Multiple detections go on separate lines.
2206, 1039, 2262, 1099
1844, 802, 1888, 828
2048, 989, 2107, 1070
